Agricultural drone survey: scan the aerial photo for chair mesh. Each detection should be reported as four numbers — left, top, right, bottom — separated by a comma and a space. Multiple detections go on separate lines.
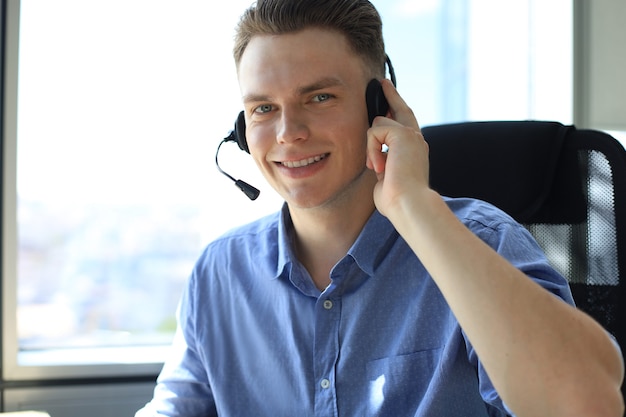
524, 149, 620, 332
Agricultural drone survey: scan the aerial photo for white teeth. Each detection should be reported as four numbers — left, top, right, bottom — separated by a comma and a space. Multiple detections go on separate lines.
282, 154, 325, 168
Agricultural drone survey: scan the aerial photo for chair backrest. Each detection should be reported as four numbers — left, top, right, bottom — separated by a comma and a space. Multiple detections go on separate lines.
422, 120, 626, 398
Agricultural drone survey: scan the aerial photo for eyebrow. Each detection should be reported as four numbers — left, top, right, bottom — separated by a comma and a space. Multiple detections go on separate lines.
296, 76, 343, 96
242, 76, 344, 104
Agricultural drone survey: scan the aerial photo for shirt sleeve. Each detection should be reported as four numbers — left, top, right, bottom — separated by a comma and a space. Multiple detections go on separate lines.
135, 271, 217, 417
463, 210, 576, 415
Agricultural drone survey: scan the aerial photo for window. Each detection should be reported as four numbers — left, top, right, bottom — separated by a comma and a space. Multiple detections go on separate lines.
2, 0, 573, 379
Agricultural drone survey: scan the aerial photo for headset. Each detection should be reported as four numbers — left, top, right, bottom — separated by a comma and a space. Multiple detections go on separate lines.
216, 56, 397, 200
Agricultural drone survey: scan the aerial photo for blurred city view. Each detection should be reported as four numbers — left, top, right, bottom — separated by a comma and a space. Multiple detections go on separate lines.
17, 199, 203, 350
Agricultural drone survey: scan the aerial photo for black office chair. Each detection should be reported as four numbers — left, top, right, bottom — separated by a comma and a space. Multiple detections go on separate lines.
422, 120, 626, 399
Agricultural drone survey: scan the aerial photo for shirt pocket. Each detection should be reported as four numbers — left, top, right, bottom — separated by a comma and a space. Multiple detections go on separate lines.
365, 348, 443, 414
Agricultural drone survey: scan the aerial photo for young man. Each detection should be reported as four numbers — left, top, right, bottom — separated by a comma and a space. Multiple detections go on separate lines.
137, 1, 624, 416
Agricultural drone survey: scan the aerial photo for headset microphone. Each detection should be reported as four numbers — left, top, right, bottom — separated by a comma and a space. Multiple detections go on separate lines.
215, 131, 260, 200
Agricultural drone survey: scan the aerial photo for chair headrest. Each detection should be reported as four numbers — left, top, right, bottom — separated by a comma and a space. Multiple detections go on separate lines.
422, 121, 587, 224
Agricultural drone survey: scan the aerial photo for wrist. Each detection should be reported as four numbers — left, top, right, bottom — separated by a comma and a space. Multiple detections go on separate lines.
388, 187, 443, 232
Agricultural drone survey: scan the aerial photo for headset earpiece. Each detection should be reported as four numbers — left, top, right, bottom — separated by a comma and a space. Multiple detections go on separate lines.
365, 79, 389, 126
232, 111, 249, 153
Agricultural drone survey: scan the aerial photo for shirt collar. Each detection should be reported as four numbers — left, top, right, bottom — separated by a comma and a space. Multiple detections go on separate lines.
275, 205, 399, 280
347, 210, 399, 276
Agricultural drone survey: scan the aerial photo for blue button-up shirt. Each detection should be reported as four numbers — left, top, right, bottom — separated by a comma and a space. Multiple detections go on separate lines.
137, 197, 574, 416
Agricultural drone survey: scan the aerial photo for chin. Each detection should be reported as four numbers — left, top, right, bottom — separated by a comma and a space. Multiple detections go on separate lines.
280, 168, 375, 210
285, 188, 355, 211
284, 194, 329, 210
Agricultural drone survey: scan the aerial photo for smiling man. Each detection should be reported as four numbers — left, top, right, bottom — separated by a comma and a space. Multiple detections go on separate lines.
136, 1, 624, 416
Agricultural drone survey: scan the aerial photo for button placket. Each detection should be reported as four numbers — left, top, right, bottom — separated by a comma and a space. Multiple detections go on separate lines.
313, 291, 341, 415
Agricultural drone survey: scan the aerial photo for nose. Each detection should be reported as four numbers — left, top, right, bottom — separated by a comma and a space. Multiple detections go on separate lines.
276, 107, 309, 145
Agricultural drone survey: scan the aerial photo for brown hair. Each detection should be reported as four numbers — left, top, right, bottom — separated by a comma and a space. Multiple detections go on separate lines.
233, 0, 386, 78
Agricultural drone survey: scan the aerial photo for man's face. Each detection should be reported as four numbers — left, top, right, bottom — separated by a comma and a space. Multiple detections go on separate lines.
237, 28, 374, 210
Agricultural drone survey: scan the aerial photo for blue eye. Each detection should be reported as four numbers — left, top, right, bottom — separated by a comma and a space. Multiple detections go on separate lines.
254, 104, 273, 114
313, 93, 332, 102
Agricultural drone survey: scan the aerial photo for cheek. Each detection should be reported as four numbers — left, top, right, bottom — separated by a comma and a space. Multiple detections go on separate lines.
245, 124, 272, 155
248, 146, 268, 174
343, 104, 370, 150
246, 127, 276, 178
342, 124, 369, 156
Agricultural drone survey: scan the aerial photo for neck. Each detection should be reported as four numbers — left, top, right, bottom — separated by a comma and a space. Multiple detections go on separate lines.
288, 179, 377, 290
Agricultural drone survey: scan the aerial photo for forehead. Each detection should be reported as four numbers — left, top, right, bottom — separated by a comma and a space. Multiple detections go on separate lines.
237, 28, 368, 91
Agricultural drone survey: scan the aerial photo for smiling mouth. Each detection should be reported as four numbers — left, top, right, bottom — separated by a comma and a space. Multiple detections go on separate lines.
279, 153, 329, 168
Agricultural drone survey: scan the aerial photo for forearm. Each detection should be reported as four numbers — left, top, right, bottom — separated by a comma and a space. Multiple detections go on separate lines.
390, 189, 625, 417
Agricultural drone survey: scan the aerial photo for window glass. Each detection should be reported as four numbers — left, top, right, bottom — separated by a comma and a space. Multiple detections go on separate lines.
10, 0, 572, 368
15, 0, 277, 358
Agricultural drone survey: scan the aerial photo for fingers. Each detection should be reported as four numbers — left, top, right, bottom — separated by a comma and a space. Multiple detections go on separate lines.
379, 79, 421, 132
366, 80, 425, 175
366, 125, 389, 173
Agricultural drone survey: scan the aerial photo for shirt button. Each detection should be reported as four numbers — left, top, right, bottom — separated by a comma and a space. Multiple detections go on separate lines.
320, 378, 331, 389
323, 300, 333, 310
